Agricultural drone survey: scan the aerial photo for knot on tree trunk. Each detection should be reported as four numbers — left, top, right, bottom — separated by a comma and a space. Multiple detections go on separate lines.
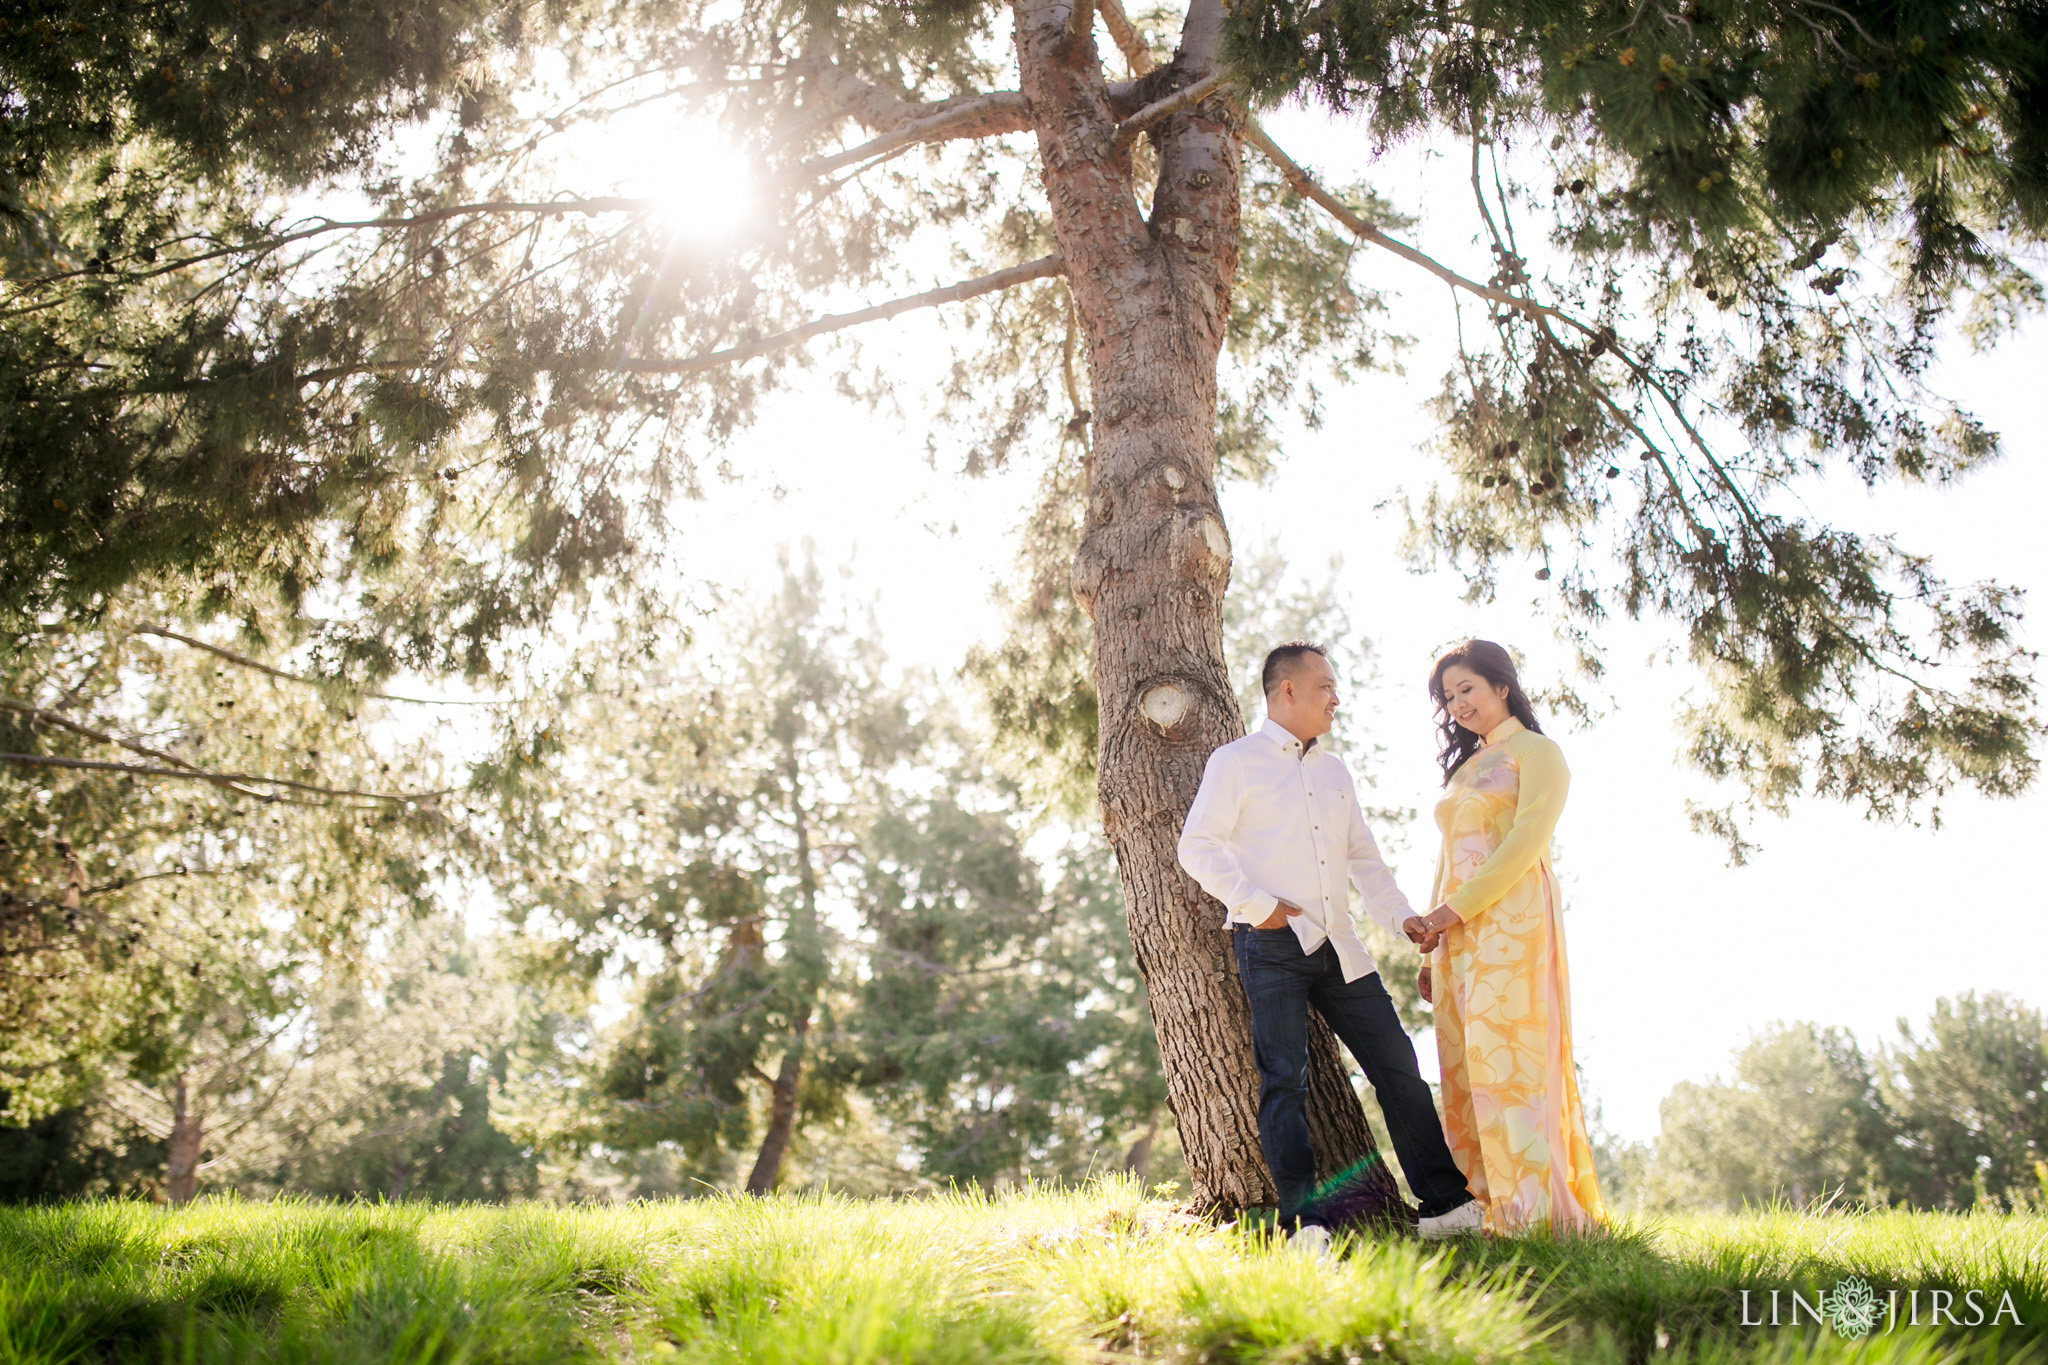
1139, 680, 1192, 731
1169, 509, 1232, 585
1129, 672, 1225, 744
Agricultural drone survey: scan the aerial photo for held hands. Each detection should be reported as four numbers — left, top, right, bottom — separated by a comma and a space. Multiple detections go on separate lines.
1252, 899, 1304, 931
1402, 903, 1463, 954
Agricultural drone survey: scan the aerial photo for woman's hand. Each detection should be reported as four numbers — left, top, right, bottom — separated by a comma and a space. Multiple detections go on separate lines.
1417, 965, 1433, 1005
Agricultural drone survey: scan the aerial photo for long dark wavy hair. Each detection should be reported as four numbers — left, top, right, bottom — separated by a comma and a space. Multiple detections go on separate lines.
1429, 640, 1544, 784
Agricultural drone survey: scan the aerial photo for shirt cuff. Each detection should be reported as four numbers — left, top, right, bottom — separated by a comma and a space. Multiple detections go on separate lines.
1231, 890, 1280, 925
1443, 885, 1480, 919
1381, 904, 1421, 938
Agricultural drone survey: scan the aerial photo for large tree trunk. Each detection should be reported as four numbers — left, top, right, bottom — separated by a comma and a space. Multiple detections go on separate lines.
165, 1073, 203, 1206
1015, 0, 1399, 1216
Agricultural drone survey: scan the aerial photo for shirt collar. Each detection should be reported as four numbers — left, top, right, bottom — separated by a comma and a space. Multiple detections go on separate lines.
1258, 716, 1319, 756
1483, 715, 1525, 747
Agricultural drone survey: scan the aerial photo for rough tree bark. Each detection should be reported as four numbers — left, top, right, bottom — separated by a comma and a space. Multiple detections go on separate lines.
1014, 0, 1400, 1215
165, 1073, 203, 1206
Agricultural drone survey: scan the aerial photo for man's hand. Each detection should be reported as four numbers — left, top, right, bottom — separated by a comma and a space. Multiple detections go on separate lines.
1252, 899, 1304, 931
1417, 965, 1433, 1005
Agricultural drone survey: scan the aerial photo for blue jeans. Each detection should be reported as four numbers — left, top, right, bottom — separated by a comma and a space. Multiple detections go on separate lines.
1233, 925, 1475, 1223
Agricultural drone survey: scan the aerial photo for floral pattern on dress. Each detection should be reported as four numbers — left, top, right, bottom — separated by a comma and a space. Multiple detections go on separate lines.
1429, 717, 1605, 1234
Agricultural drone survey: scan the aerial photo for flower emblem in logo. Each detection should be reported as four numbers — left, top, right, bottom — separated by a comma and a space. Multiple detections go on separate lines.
1825, 1277, 1880, 1339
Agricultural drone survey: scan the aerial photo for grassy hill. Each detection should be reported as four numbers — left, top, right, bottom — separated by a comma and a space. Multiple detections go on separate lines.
1, 1181, 2040, 1363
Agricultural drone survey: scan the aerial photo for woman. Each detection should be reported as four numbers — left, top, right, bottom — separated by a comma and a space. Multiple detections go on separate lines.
1405, 640, 1605, 1233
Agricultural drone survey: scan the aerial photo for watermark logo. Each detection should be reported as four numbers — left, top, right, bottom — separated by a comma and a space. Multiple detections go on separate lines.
1740, 1283, 2024, 1335
1823, 1277, 1880, 1339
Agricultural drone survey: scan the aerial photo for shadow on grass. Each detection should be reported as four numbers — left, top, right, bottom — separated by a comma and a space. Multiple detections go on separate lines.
0, 1199, 610, 1365
1428, 1211, 2047, 1364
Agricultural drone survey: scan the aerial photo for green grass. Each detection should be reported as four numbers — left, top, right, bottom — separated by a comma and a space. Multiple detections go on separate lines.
0, 1182, 2040, 1364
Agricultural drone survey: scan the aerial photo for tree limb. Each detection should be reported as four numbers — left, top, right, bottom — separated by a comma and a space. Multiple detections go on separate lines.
1245, 122, 1574, 327
794, 52, 935, 133
0, 753, 449, 805
133, 627, 501, 706
1180, 0, 1229, 65
1063, 0, 1098, 54
15, 199, 659, 294
82, 869, 223, 898
1112, 69, 1239, 158
621, 255, 1065, 374
777, 91, 1032, 189
1099, 0, 1157, 73
0, 697, 209, 777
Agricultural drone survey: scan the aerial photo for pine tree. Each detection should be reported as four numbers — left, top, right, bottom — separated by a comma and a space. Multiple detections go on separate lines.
492, 557, 913, 1191
0, 606, 456, 1151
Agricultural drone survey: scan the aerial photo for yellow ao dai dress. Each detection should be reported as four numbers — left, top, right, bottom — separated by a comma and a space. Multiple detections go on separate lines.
1428, 717, 1605, 1233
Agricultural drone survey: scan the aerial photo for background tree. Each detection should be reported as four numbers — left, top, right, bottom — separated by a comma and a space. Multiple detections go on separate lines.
499, 559, 1173, 1193
264, 1049, 536, 1203
1645, 1021, 1897, 1210
0, 602, 457, 1183
853, 798, 1164, 1186
0, 1105, 165, 1203
1641, 994, 2048, 1211
211, 918, 525, 1204
493, 557, 906, 1192
1882, 991, 2048, 1210
95, 917, 502, 1205
2, 0, 2041, 1211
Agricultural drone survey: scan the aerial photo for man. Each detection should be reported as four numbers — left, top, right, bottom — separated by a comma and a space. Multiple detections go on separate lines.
1178, 641, 1483, 1241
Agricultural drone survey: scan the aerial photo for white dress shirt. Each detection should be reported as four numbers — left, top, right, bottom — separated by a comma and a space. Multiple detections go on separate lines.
1177, 717, 1416, 982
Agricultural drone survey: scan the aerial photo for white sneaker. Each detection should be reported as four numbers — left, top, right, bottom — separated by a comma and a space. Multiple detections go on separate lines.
1287, 1223, 1333, 1259
1417, 1200, 1485, 1239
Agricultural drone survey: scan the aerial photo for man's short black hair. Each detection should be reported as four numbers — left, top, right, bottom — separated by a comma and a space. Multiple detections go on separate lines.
1261, 641, 1330, 697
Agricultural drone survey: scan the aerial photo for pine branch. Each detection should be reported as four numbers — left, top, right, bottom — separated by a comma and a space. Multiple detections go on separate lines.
82, 869, 223, 898
1245, 124, 1574, 328
133, 627, 502, 706
0, 697, 210, 778
0, 753, 450, 805
621, 255, 1065, 374
308, 254, 1060, 381
1111, 69, 1239, 158
10, 199, 660, 295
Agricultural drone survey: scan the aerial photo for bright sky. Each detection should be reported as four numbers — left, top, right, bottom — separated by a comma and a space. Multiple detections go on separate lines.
576, 95, 2047, 1144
